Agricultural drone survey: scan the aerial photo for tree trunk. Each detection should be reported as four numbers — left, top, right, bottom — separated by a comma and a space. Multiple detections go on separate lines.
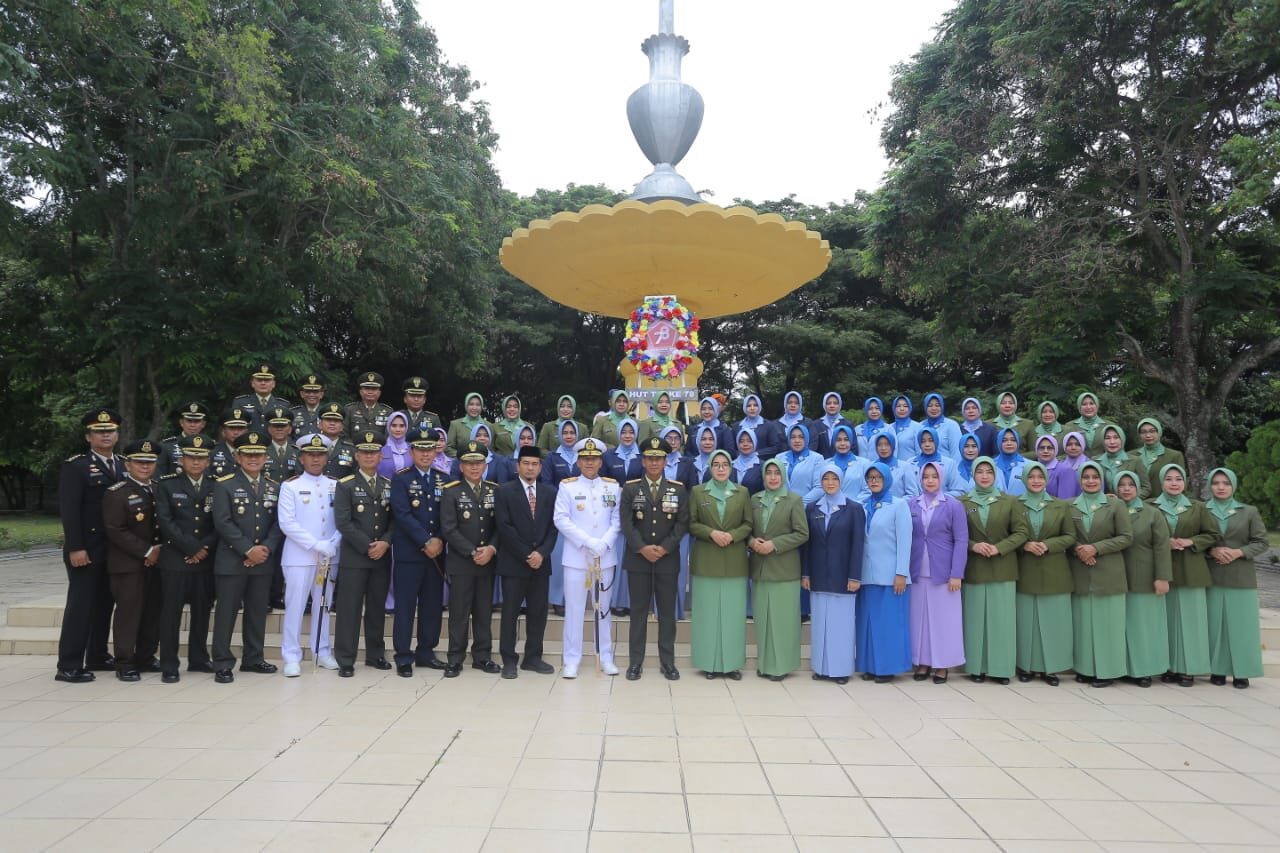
145, 355, 168, 439
117, 343, 138, 441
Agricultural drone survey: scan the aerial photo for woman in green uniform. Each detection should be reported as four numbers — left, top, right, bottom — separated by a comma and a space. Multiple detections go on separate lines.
1204, 468, 1268, 688
537, 395, 590, 453
1131, 418, 1185, 492
961, 457, 1029, 685
688, 449, 753, 680
1152, 463, 1215, 687
1115, 470, 1171, 687
748, 459, 809, 681
1068, 461, 1133, 688
1014, 462, 1076, 686
1094, 425, 1147, 497
1063, 391, 1113, 455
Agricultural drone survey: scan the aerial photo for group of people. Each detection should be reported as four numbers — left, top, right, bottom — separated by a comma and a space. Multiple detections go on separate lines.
53, 371, 1268, 690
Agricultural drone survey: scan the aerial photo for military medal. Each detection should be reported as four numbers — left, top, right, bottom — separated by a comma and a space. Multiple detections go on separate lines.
463, 510, 471, 519
357, 505, 365, 513
411, 499, 421, 508
237, 506, 245, 515
135, 512, 145, 522
636, 511, 644, 520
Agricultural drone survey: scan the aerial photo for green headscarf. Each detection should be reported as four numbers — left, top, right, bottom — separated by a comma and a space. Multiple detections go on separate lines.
1094, 424, 1131, 490
1115, 470, 1145, 512
461, 392, 484, 428
1151, 462, 1191, 532
757, 459, 790, 529
1135, 417, 1166, 468
1034, 401, 1063, 438
1205, 467, 1244, 535
497, 394, 529, 441
650, 391, 674, 429
1018, 461, 1050, 537
966, 456, 1001, 526
1074, 391, 1104, 445
555, 395, 577, 429
1071, 460, 1109, 535
703, 449, 736, 522
993, 391, 1021, 429
606, 389, 629, 428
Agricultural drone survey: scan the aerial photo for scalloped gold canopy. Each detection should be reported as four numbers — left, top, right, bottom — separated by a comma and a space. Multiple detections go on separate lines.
499, 200, 831, 319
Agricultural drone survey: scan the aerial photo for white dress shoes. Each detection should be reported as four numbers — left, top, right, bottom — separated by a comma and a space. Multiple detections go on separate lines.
283, 661, 301, 678
318, 655, 339, 670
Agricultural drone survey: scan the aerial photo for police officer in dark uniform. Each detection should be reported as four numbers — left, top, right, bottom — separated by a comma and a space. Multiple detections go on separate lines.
389, 429, 449, 676
232, 363, 292, 431
440, 441, 502, 678
333, 431, 395, 676
154, 434, 218, 682
620, 437, 690, 681
210, 408, 249, 479
291, 374, 329, 437
264, 407, 300, 481
55, 408, 124, 683
158, 401, 211, 477
401, 376, 442, 435
317, 403, 358, 478
103, 439, 163, 682
345, 371, 393, 438
210, 431, 284, 683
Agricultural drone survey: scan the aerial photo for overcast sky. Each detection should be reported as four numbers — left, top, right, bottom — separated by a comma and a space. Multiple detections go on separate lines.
420, 1, 956, 206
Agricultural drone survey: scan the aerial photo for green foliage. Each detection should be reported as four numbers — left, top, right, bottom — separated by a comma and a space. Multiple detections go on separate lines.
0, 514, 63, 552
1225, 420, 1280, 527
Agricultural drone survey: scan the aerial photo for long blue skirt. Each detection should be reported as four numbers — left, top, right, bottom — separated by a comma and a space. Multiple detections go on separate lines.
855, 584, 912, 676
810, 591, 856, 677
548, 536, 566, 606
612, 533, 630, 609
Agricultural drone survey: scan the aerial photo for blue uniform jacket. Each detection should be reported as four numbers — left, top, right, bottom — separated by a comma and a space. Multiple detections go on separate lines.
390, 465, 447, 562
802, 501, 866, 594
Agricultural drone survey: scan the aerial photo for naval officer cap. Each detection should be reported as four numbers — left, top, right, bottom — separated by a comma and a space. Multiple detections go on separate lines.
576, 438, 605, 458
296, 433, 333, 453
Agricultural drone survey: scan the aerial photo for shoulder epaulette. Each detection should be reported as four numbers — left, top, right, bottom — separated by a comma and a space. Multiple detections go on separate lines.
216, 473, 236, 482
443, 480, 461, 488
668, 480, 683, 486
286, 474, 302, 481
396, 466, 412, 474
425, 410, 440, 417
264, 476, 278, 484
626, 478, 642, 484
339, 475, 356, 483
158, 473, 180, 481
162, 435, 179, 443
66, 453, 86, 462
601, 476, 617, 482
483, 480, 498, 486
561, 476, 579, 483
108, 481, 129, 491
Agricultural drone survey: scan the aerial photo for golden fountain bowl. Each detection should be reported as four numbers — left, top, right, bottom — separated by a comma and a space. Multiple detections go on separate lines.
499, 200, 831, 319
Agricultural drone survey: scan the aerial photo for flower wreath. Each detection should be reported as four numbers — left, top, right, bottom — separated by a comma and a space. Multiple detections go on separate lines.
623, 297, 700, 379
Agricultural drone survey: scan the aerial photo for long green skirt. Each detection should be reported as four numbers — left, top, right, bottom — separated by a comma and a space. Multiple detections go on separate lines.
1072, 594, 1126, 679
963, 581, 1016, 679
1207, 587, 1264, 678
691, 575, 747, 674
1167, 586, 1210, 675
1125, 593, 1169, 678
1015, 592, 1073, 674
753, 579, 801, 677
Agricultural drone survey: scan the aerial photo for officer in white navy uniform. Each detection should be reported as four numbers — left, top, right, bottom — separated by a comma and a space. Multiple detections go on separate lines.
552, 437, 622, 678
276, 434, 342, 675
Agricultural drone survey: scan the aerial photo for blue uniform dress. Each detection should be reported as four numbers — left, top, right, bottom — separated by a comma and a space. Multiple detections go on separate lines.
740, 394, 786, 460
920, 393, 963, 461
686, 397, 735, 457
663, 443, 695, 619
803, 486, 865, 678
957, 396, 1000, 458
855, 464, 914, 677
811, 392, 855, 459
855, 397, 893, 460
993, 428, 1028, 495
546, 442, 580, 608
389, 464, 448, 667
604, 433, 643, 611
865, 432, 921, 501
889, 395, 921, 461
775, 391, 814, 454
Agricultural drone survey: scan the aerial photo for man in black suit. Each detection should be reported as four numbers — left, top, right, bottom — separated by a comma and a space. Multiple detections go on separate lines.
55, 408, 124, 683
494, 446, 558, 678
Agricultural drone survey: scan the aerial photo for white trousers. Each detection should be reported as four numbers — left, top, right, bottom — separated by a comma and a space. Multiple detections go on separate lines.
282, 562, 335, 664
562, 564, 615, 668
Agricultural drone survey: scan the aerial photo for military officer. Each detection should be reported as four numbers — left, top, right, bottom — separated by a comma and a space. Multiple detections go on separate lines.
55, 408, 124, 683
494, 446, 558, 678
158, 401, 210, 477
277, 434, 341, 676
440, 441, 502, 677
154, 434, 218, 682
552, 438, 622, 678
317, 403, 358, 478
291, 374, 329, 437
389, 429, 449, 676
103, 439, 163, 682
345, 371, 393, 438
264, 407, 300, 481
401, 376, 442, 435
210, 408, 249, 478
619, 437, 690, 680
210, 431, 283, 683
334, 431, 395, 676
232, 363, 292, 431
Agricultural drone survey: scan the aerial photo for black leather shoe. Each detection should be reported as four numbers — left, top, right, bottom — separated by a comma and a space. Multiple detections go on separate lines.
187, 661, 215, 673
874, 675, 893, 684
269, 596, 286, 611
1135, 676, 1152, 688
116, 669, 141, 682
54, 668, 95, 684
660, 663, 680, 681
993, 677, 1010, 686
472, 660, 501, 674
140, 660, 162, 673
1017, 672, 1033, 683
84, 658, 115, 672
418, 656, 448, 670
1210, 674, 1227, 686
1043, 673, 1059, 686
365, 658, 392, 670
969, 674, 986, 683
214, 669, 234, 683
239, 661, 278, 674
1160, 671, 1177, 684
502, 663, 518, 680
1233, 678, 1250, 689
1091, 678, 1113, 688
1177, 674, 1194, 687
801, 614, 811, 623
1075, 674, 1094, 684
769, 674, 786, 682
861, 673, 875, 681
725, 670, 742, 681
443, 664, 462, 678
520, 659, 555, 675
626, 665, 642, 681
704, 671, 718, 680
397, 664, 413, 678
161, 671, 180, 684
339, 667, 354, 678
551, 605, 565, 617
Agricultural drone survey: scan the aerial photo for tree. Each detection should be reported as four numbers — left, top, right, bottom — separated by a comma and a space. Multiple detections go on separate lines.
1225, 419, 1280, 527
872, 0, 1280, 483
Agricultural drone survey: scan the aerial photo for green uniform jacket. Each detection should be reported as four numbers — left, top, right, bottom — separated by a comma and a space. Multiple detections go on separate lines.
1014, 499, 1076, 595
1063, 418, 1115, 455
322, 439, 358, 480
1153, 499, 1216, 588
1129, 447, 1186, 495
211, 471, 283, 576
440, 478, 499, 577
989, 417, 1035, 458
1095, 454, 1150, 499
748, 492, 809, 582
491, 421, 534, 457
536, 419, 590, 453
264, 442, 300, 483
591, 417, 655, 448
962, 493, 1028, 583
344, 401, 394, 440
619, 477, 689, 575
154, 473, 218, 574
403, 408, 443, 439
688, 483, 752, 579
445, 418, 496, 458
1068, 496, 1133, 596
1122, 503, 1172, 594
334, 472, 394, 570
1209, 504, 1268, 589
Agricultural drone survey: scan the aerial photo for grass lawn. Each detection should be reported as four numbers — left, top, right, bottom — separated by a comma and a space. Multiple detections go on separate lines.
0, 514, 63, 551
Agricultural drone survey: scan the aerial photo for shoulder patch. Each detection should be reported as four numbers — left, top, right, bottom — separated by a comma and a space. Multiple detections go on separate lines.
396, 466, 412, 474
66, 453, 86, 462
339, 475, 356, 482
158, 473, 180, 481
107, 481, 127, 491
216, 473, 236, 482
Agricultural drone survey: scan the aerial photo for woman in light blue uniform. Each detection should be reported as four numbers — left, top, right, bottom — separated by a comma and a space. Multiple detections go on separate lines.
856, 397, 893, 459
775, 424, 823, 504
731, 427, 764, 493
855, 461, 914, 682
920, 393, 962, 461
889, 395, 920, 460
603, 418, 643, 614
992, 427, 1027, 496
803, 461, 865, 684
869, 433, 920, 500
805, 425, 869, 503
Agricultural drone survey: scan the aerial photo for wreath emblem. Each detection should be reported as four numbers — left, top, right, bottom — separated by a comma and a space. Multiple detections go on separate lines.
623, 297, 700, 379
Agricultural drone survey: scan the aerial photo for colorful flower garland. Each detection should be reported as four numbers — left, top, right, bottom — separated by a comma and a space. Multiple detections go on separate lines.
623, 297, 700, 379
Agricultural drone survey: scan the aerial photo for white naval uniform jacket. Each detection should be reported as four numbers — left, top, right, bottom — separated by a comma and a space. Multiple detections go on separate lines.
553, 474, 622, 569
278, 471, 341, 567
